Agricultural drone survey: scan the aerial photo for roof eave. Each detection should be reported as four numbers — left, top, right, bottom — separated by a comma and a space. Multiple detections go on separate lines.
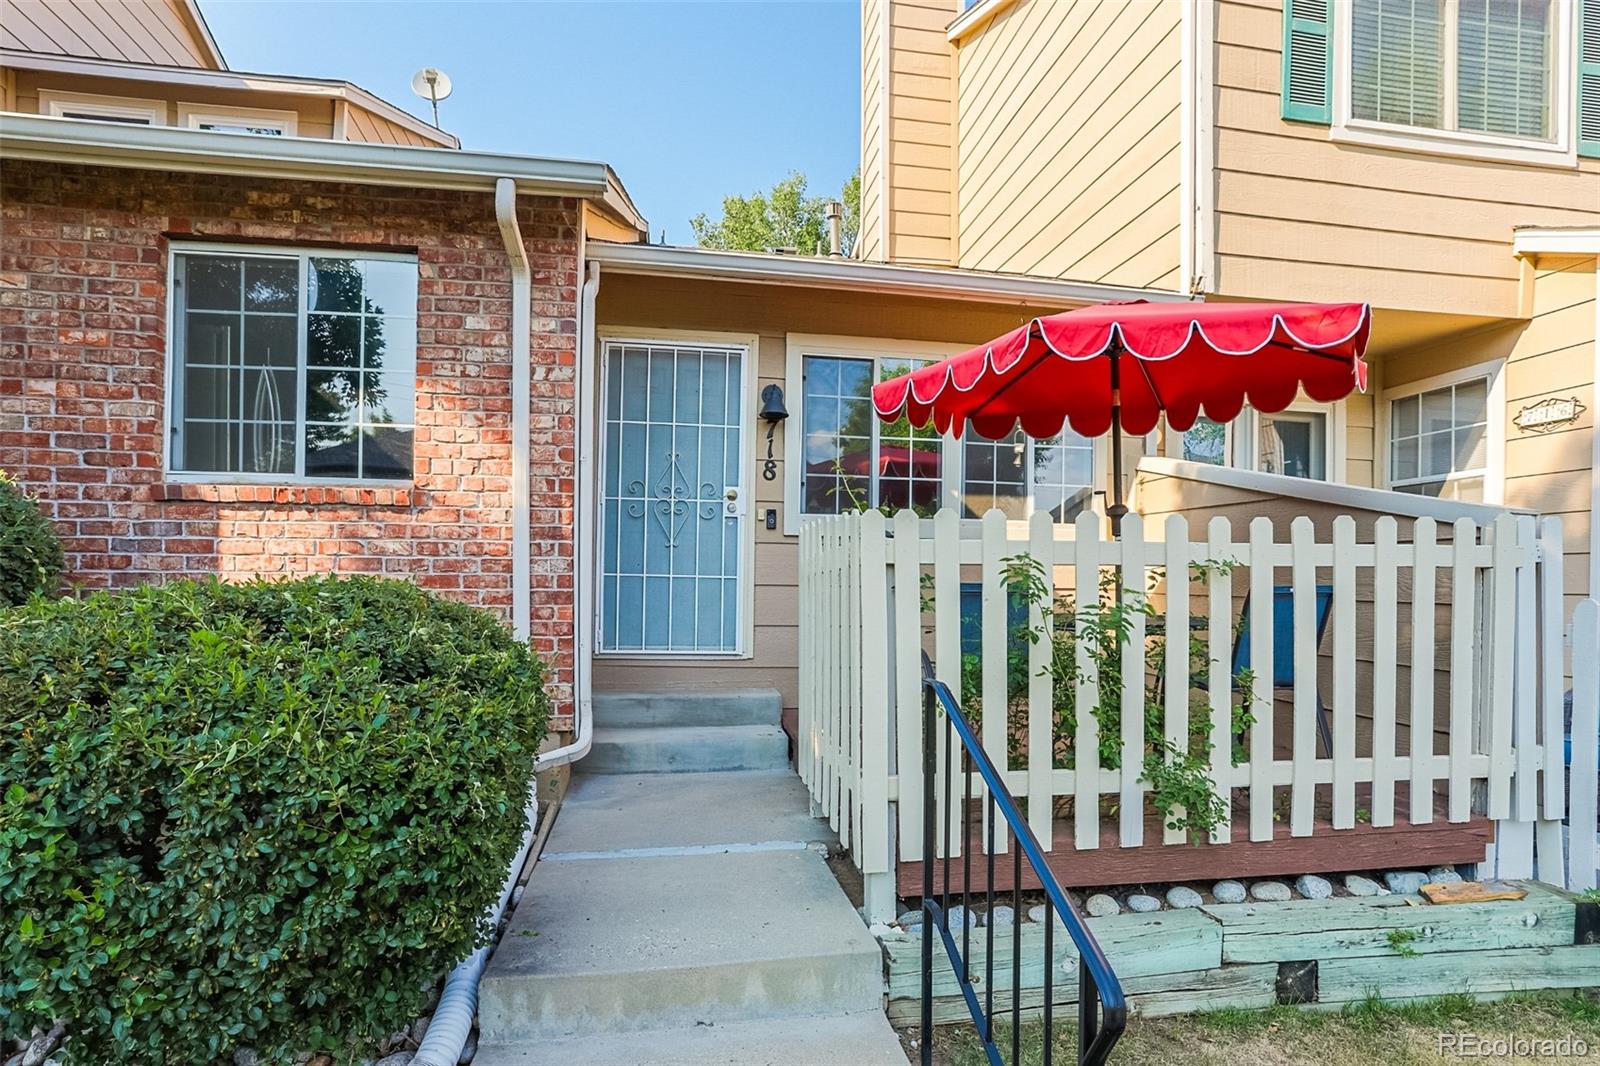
585, 242, 1192, 308
0, 113, 608, 197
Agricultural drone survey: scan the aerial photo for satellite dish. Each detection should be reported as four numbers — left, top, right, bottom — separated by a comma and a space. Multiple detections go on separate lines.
410, 68, 452, 127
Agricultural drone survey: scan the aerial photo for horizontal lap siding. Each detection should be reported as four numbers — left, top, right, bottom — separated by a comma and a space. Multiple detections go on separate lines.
860, 0, 887, 261
887, 0, 958, 264
955, 0, 1182, 289
1211, 0, 1600, 317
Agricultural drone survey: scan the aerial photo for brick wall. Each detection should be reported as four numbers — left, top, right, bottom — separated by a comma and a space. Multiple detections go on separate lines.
0, 160, 579, 718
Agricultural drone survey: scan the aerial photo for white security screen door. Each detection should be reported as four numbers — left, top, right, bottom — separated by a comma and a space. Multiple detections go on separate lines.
600, 341, 747, 653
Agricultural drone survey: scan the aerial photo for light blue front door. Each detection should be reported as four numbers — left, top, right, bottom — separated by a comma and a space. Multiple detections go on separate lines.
600, 340, 746, 653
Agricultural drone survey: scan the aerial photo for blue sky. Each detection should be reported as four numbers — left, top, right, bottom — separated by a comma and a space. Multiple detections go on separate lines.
199, 1, 862, 242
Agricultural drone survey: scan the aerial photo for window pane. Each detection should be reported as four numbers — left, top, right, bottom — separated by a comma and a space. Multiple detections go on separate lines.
185, 256, 241, 310
304, 425, 361, 478
1453, 378, 1488, 426
1422, 429, 1454, 476
1352, 0, 1445, 128
309, 258, 364, 312
1420, 387, 1454, 434
1257, 412, 1326, 480
1392, 435, 1420, 481
963, 429, 1027, 519
877, 359, 941, 517
173, 252, 301, 475
361, 260, 417, 317
1181, 417, 1227, 465
360, 427, 414, 481
1032, 430, 1095, 522
1393, 395, 1419, 437
307, 314, 361, 368
364, 372, 415, 425
307, 370, 360, 425
1457, 0, 1550, 138
801, 355, 874, 514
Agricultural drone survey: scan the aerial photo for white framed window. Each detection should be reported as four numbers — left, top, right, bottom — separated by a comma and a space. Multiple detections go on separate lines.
1166, 399, 1345, 482
783, 334, 1102, 534
166, 245, 418, 483
1380, 360, 1505, 502
178, 102, 298, 137
39, 89, 165, 126
1331, 0, 1576, 165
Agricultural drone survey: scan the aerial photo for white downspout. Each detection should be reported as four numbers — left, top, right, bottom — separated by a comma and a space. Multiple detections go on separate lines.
529, 258, 600, 772
411, 177, 535, 1066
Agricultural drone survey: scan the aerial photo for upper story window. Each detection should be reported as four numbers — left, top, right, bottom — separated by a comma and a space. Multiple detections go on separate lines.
179, 104, 298, 137
795, 343, 1097, 524
39, 89, 164, 125
1351, 0, 1553, 139
168, 248, 417, 482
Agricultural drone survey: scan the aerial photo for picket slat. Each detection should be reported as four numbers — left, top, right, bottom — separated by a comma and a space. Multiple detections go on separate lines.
858, 516, 889, 874
1409, 518, 1438, 825
933, 507, 962, 859
1206, 517, 1233, 846
1448, 518, 1477, 824
1247, 517, 1275, 843
1331, 516, 1357, 829
1289, 516, 1317, 837
1510, 517, 1540, 830
1162, 515, 1191, 846
982, 509, 1010, 854
1028, 510, 1056, 849
1569, 600, 1599, 892
1537, 518, 1566, 821
1119, 514, 1146, 848
1486, 513, 1518, 821
891, 508, 923, 861
1370, 516, 1399, 828
1074, 510, 1101, 851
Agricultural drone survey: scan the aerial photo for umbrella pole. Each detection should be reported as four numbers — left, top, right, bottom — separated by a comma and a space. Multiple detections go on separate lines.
1107, 340, 1128, 539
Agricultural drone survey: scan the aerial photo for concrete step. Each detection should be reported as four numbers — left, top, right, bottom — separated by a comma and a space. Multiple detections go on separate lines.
478, 849, 884, 1043
472, 1011, 909, 1065
545, 771, 834, 855
580, 724, 789, 775
593, 688, 781, 729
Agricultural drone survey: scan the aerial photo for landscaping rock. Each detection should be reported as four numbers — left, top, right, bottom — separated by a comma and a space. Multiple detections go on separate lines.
374, 1054, 414, 1066
1127, 893, 1162, 913
1295, 874, 1333, 900
510, 884, 525, 908
1385, 871, 1429, 895
898, 910, 922, 927
945, 905, 978, 929
1213, 880, 1247, 903
23, 1024, 65, 1066
1344, 875, 1382, 897
1027, 904, 1048, 924
869, 922, 893, 938
232, 1051, 259, 1066
1166, 886, 1204, 909
1249, 880, 1292, 902
1426, 866, 1463, 884
1085, 893, 1120, 917
986, 905, 1015, 927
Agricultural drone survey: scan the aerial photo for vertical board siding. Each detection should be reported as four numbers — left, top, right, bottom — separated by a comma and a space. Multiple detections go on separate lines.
798, 507, 1581, 882
955, 0, 1184, 288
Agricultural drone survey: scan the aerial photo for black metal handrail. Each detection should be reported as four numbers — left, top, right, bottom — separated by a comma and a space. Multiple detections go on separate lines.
919, 653, 1126, 1066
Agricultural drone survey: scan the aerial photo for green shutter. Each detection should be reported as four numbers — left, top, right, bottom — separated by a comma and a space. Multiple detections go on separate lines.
1581, 0, 1600, 157
1282, 0, 1334, 124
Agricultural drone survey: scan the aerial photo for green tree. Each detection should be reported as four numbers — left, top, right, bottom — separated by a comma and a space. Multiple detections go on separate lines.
691, 170, 860, 255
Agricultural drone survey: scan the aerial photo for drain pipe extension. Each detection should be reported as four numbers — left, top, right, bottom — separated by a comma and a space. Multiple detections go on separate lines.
412, 177, 535, 1066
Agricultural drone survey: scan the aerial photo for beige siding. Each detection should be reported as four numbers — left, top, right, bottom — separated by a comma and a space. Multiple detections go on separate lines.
342, 101, 440, 147
859, 0, 886, 261
954, 0, 1183, 289
592, 273, 1065, 716
9, 69, 337, 137
862, 0, 959, 264
1210, 0, 1600, 318
2, 0, 220, 68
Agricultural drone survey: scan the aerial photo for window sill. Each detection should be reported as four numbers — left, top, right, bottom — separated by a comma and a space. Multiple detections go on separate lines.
1330, 122, 1577, 169
150, 482, 414, 506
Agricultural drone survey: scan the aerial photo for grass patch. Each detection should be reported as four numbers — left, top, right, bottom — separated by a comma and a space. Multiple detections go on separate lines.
908, 991, 1600, 1066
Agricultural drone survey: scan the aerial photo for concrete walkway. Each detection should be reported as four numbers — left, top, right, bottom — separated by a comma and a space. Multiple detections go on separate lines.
475, 757, 906, 1065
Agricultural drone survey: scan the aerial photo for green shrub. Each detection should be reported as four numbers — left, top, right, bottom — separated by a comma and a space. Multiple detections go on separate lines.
0, 576, 550, 1064
0, 472, 64, 606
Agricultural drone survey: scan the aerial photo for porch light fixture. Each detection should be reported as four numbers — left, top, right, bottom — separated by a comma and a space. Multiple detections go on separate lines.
759, 384, 788, 481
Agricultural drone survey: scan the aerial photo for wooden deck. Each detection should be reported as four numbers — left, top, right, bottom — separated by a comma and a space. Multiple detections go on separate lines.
896, 787, 1493, 896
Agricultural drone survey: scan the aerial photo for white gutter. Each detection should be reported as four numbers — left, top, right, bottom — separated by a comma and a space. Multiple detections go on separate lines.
495, 179, 533, 643
586, 241, 1191, 306
0, 113, 607, 195
532, 259, 601, 773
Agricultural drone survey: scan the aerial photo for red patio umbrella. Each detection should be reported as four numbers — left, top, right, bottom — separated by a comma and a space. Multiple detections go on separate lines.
871, 300, 1370, 533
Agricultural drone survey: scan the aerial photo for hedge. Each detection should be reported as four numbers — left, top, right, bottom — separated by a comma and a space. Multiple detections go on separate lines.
0, 576, 550, 1064
0, 472, 64, 606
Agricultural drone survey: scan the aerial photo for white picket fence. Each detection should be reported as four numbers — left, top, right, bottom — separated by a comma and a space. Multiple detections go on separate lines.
798, 507, 1599, 915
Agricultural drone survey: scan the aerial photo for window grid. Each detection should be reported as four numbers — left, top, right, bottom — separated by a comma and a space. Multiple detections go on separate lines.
1388, 378, 1490, 496
168, 249, 416, 482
